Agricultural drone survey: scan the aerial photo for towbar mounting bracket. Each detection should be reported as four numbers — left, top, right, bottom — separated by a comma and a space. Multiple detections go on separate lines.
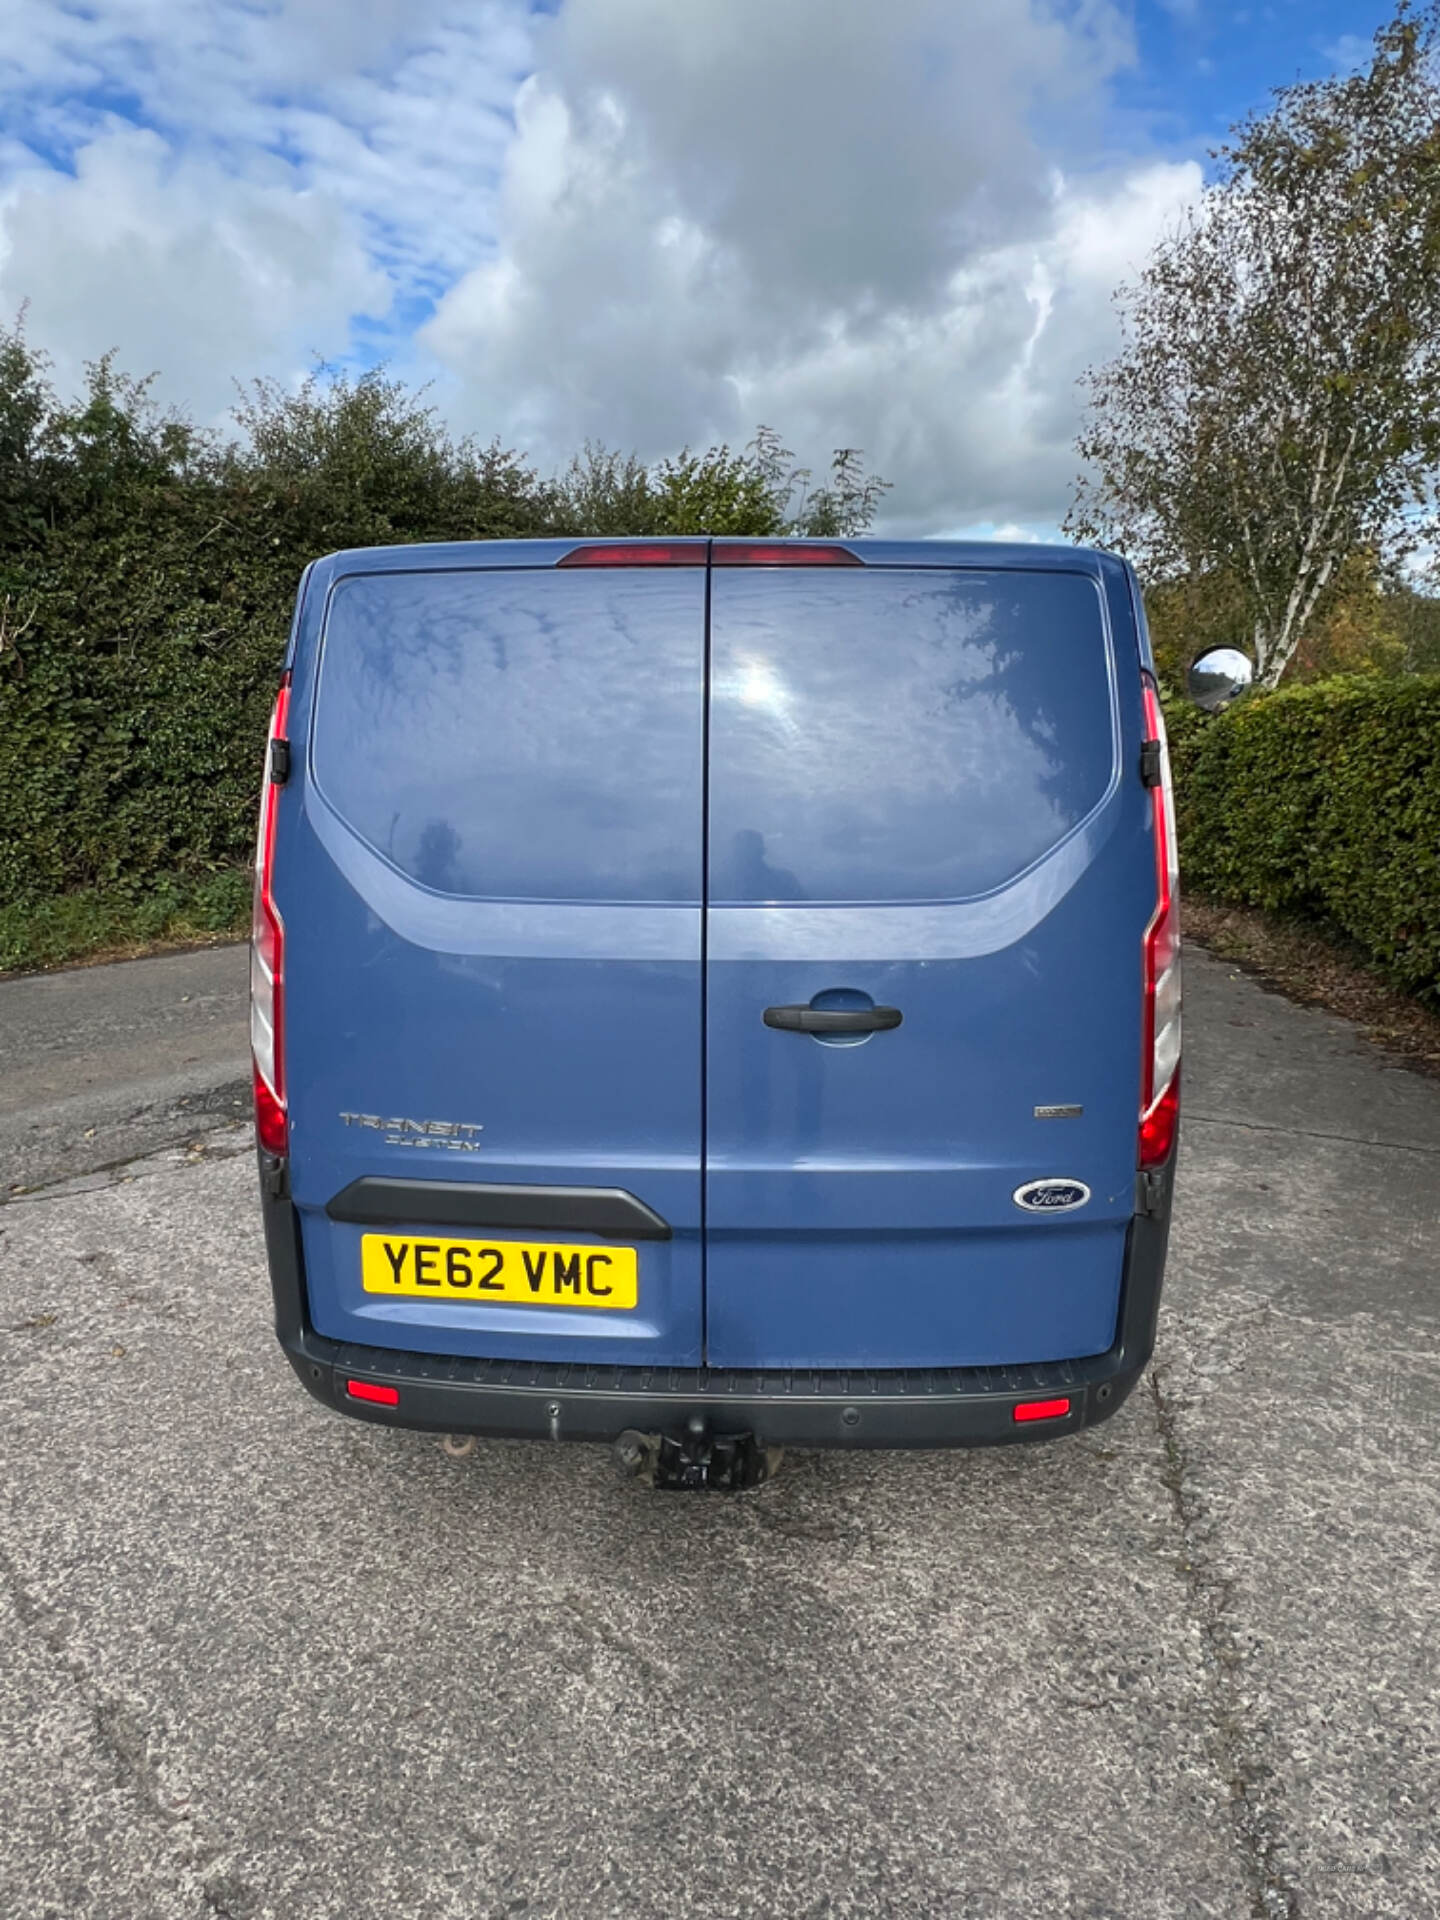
612, 1419, 780, 1492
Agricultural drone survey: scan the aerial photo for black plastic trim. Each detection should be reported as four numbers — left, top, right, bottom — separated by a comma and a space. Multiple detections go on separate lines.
297, 1343, 1142, 1448
324, 1176, 672, 1240
262, 1142, 1177, 1451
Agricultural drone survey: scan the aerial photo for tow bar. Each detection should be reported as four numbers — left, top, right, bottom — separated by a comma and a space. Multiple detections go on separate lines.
612, 1417, 782, 1491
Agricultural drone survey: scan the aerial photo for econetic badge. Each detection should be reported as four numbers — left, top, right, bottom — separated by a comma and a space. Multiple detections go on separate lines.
1013, 1178, 1091, 1213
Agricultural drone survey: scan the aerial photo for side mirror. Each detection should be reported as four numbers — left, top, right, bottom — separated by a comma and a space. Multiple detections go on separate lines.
1187, 646, 1253, 713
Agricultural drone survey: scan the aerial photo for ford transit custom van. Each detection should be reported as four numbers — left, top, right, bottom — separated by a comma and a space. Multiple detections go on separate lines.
255, 538, 1179, 1483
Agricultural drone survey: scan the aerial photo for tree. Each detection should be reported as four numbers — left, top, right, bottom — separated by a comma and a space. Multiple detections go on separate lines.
790, 445, 892, 538
551, 443, 666, 535
229, 366, 551, 556
0, 314, 53, 557
549, 425, 889, 537
1068, 4, 1440, 687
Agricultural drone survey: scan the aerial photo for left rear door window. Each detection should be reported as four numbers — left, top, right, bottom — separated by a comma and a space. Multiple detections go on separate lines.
311, 568, 704, 904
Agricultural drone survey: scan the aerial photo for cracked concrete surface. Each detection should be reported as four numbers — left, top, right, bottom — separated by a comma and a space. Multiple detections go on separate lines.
0, 944, 1437, 1918
1149, 1370, 1298, 1920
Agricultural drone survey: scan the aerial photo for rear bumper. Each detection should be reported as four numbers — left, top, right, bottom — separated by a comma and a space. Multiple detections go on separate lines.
259, 1156, 1174, 1451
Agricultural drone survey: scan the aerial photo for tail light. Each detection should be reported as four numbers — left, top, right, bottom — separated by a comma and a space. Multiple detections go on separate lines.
252, 677, 291, 1157
1139, 681, 1181, 1167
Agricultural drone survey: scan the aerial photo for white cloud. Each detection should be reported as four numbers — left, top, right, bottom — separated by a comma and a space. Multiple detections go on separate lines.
0, 127, 390, 418
422, 0, 1200, 530
0, 0, 533, 413
723, 160, 1203, 532
1322, 33, 1372, 73
0, 0, 1204, 528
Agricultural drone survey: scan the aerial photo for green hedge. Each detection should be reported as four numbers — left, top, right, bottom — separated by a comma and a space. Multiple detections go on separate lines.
1167, 675, 1440, 1001
0, 337, 886, 931
0, 358, 554, 915
0, 870, 250, 975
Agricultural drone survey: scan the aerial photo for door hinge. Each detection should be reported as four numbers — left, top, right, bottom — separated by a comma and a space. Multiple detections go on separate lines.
269, 738, 291, 785
1135, 1168, 1166, 1216
260, 1153, 289, 1200
1139, 738, 1162, 788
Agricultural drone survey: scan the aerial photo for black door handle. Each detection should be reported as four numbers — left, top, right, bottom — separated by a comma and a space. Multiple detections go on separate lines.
763, 1005, 903, 1034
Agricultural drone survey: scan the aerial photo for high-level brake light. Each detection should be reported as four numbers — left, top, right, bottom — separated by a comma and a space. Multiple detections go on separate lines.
1139, 681, 1181, 1168
556, 541, 864, 566
557, 543, 707, 566
251, 676, 290, 1157
712, 543, 862, 566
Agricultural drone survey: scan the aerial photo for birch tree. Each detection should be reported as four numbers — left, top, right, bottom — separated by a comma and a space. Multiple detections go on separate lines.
1068, 4, 1440, 687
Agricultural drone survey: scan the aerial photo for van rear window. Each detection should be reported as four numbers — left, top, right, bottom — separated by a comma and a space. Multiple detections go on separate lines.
311, 569, 705, 903
707, 568, 1116, 904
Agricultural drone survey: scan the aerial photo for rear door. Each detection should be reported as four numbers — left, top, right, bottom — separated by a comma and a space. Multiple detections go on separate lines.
703, 556, 1151, 1369
280, 551, 707, 1366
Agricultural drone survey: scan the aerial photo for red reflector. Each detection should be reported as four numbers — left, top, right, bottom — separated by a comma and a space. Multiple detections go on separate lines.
1013, 1397, 1072, 1423
1139, 1066, 1181, 1166
346, 1380, 400, 1407
712, 543, 862, 565
557, 543, 707, 566
253, 1061, 288, 1157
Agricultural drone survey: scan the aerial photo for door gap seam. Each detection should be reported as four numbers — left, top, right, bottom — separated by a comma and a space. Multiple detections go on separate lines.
699, 539, 712, 1366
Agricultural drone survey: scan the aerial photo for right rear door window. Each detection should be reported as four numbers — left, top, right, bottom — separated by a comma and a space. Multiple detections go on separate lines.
707, 567, 1116, 903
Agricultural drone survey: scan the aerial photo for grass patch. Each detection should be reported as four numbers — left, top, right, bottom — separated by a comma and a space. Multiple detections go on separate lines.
0, 870, 250, 976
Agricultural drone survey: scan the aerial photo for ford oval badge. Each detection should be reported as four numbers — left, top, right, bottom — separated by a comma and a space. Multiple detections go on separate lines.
1013, 1178, 1091, 1213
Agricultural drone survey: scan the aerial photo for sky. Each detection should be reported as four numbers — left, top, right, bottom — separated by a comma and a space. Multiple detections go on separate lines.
0, 0, 1400, 538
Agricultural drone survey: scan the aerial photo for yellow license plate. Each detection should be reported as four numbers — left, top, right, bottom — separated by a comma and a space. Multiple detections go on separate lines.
360, 1234, 638, 1310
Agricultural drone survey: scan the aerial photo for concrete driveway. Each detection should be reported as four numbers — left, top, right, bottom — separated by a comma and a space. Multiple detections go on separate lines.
1, 944, 1437, 1918
0, 945, 251, 1197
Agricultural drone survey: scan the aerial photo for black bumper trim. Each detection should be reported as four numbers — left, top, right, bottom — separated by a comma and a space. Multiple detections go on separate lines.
324, 1175, 670, 1240
262, 1149, 1174, 1452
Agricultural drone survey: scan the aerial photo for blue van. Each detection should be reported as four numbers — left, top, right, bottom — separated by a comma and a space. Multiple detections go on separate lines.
255, 537, 1181, 1484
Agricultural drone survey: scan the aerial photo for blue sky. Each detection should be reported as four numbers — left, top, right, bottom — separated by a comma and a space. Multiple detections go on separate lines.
1122, 0, 1391, 142
0, 0, 1397, 535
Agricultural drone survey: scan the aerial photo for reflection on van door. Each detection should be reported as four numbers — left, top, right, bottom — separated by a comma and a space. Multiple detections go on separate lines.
703, 564, 1150, 1370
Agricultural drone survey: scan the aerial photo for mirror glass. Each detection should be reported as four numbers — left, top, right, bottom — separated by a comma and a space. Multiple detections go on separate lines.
1187, 646, 1254, 712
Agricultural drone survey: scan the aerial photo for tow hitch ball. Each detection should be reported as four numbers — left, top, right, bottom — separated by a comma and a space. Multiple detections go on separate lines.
612, 1417, 782, 1491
